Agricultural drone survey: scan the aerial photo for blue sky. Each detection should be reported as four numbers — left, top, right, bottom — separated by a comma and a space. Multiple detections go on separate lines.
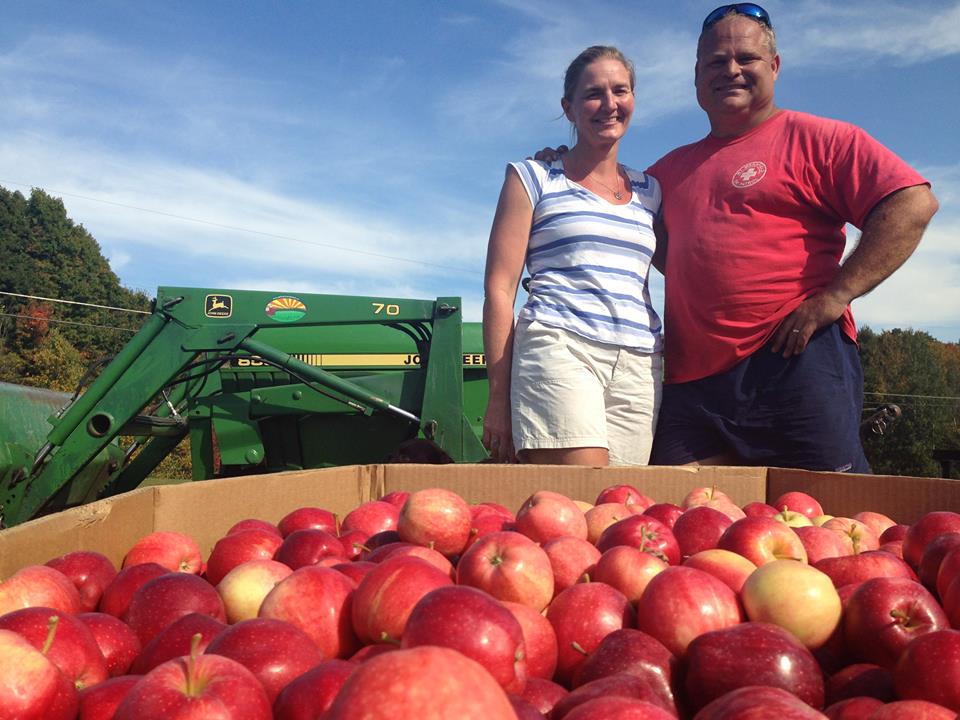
2, 0, 958, 341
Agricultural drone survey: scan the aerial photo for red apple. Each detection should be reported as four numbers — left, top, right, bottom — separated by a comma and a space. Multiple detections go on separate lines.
458, 530, 555, 611
595, 484, 654, 511
794, 525, 853, 564
324, 645, 518, 719
472, 501, 514, 522
216, 558, 292, 624
776, 507, 815, 528
879, 524, 909, 544
585, 503, 633, 544
379, 490, 410, 509
258, 565, 358, 658
350, 555, 452, 644
572, 628, 678, 709
893, 629, 960, 712
204, 528, 283, 585
509, 694, 545, 720
741, 559, 842, 649
596, 514, 680, 565
519, 676, 568, 715
464, 512, 514, 551
868, 700, 957, 719
113, 641, 272, 720
45, 551, 117, 612
592, 545, 668, 602
682, 548, 757, 594
273, 528, 345, 570
272, 659, 355, 720
130, 612, 226, 674
903, 512, 960, 568
77, 612, 141, 677
823, 518, 879, 555
0, 607, 109, 689
125, 572, 226, 645
673, 505, 733, 559
684, 622, 826, 712
681, 485, 731, 510
397, 487, 473, 556
560, 695, 675, 719
547, 582, 635, 686
852, 511, 896, 538
374, 543, 454, 577
515, 490, 588, 544
742, 501, 780, 519
122, 531, 202, 574
844, 577, 949, 668
717, 516, 808, 566
918, 532, 960, 591
77, 675, 140, 720
813, 550, 915, 589
337, 528, 369, 560
642, 503, 684, 529
502, 600, 558, 681
694, 685, 828, 719
0, 626, 78, 720
0, 564, 83, 616
937, 545, 960, 599
635, 566, 743, 658
543, 536, 600, 594
774, 491, 824, 519
822, 696, 884, 719
97, 562, 168, 618
401, 585, 527, 693
551, 673, 678, 718
340, 500, 399, 536
204, 617, 323, 703
824, 663, 894, 705
278, 506, 338, 536
225, 518, 281, 537
936, 574, 960, 634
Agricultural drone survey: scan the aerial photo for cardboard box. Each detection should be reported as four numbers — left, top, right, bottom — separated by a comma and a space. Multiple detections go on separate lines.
2, 464, 959, 576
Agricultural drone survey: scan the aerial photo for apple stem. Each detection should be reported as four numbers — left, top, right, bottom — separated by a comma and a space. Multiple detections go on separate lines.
184, 633, 202, 696
42, 615, 60, 655
380, 632, 401, 646
571, 641, 588, 656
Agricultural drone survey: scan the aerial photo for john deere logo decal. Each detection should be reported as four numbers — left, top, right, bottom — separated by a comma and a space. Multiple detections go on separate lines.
205, 294, 233, 318
265, 296, 307, 323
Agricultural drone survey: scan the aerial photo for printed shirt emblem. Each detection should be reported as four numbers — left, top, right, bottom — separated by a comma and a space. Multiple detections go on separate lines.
732, 161, 767, 188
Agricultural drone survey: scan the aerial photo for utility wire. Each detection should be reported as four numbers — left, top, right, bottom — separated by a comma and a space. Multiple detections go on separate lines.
0, 180, 482, 276
0, 312, 139, 333
0, 291, 150, 314
865, 391, 960, 401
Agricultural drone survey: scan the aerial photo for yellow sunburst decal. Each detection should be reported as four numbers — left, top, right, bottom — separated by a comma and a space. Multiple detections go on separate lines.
265, 296, 307, 323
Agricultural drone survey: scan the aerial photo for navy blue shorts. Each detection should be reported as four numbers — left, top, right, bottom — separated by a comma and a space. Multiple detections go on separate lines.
650, 323, 870, 473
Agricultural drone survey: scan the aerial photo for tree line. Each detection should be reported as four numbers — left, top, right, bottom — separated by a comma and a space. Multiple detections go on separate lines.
1, 185, 958, 478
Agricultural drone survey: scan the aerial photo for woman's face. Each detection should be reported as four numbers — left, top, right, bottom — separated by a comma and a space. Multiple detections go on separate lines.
562, 58, 634, 147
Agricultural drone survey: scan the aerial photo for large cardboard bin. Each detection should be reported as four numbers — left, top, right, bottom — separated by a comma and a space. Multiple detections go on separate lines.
2, 464, 959, 574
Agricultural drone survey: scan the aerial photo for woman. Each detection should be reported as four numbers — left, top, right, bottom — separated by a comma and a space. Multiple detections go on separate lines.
482, 45, 663, 466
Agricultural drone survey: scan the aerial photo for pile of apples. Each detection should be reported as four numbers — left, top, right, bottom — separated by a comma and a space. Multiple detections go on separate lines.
2, 483, 960, 719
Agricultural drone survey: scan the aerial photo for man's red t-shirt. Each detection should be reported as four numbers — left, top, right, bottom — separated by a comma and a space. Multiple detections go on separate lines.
647, 110, 928, 384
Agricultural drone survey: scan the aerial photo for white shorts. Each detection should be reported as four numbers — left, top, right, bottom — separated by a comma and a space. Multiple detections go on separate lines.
510, 319, 662, 466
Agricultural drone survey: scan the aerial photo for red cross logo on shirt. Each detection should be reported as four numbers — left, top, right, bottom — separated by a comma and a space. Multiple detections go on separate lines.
732, 161, 767, 188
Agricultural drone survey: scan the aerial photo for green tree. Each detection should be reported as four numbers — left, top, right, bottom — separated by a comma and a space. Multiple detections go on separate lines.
860, 327, 960, 477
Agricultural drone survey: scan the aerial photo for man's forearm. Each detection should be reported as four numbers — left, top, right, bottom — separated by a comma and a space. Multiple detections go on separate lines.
827, 185, 939, 305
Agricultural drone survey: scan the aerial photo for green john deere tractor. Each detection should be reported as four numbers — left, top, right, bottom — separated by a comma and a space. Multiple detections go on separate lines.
0, 287, 489, 527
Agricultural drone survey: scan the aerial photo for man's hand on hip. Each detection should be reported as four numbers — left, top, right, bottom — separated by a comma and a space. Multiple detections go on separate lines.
769, 291, 848, 357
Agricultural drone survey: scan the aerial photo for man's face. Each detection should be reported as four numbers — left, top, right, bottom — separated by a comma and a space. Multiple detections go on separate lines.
695, 15, 780, 129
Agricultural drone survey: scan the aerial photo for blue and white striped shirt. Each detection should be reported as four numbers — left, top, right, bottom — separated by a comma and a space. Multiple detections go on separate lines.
510, 159, 663, 351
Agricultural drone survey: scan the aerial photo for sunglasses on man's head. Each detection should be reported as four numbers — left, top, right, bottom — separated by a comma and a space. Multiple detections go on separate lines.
702, 3, 772, 31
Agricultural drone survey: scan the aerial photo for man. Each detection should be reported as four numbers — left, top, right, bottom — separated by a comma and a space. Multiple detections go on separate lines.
544, 4, 939, 471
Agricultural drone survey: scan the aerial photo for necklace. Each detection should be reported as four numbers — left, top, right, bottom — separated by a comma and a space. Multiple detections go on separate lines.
585, 165, 625, 200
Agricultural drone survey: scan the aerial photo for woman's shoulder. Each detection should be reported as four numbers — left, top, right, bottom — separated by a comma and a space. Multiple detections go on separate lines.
622, 164, 661, 207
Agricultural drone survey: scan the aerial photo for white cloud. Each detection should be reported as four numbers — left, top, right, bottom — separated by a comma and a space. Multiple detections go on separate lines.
780, 1, 960, 65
